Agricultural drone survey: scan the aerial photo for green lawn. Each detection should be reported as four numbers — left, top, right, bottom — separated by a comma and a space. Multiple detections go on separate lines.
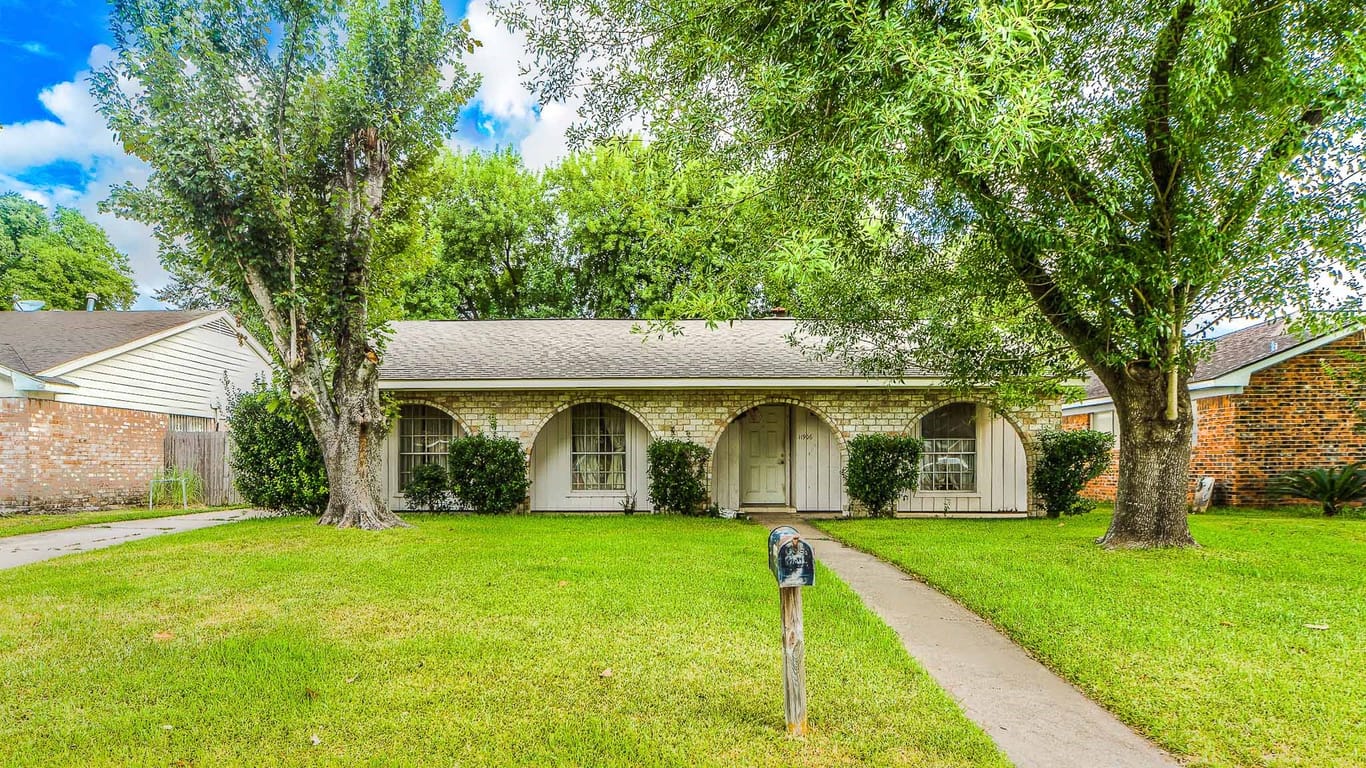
0, 516, 1006, 768
814, 509, 1366, 768
0, 506, 239, 538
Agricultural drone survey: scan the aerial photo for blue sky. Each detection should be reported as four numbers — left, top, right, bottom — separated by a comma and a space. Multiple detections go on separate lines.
0, 0, 575, 307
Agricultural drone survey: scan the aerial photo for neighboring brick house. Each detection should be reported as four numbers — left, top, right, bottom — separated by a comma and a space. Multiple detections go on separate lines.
1062, 321, 1366, 507
378, 320, 1060, 516
0, 310, 272, 512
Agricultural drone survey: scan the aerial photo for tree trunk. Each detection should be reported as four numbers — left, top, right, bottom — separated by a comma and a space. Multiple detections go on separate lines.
1098, 368, 1198, 548
314, 367, 406, 531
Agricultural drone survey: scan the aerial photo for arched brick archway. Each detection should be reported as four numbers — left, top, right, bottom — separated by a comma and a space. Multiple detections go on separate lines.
710, 396, 848, 512
906, 399, 1038, 514
528, 396, 658, 454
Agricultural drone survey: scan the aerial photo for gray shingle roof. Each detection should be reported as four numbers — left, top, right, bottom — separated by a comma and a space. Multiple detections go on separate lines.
1081, 319, 1325, 400
0, 311, 213, 374
380, 319, 863, 380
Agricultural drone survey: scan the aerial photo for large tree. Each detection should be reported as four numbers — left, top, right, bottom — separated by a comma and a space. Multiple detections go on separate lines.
94, 0, 475, 529
0, 195, 137, 310
402, 149, 572, 319
507, 0, 1366, 547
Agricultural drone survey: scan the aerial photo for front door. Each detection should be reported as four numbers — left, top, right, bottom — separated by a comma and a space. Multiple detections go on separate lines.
741, 405, 788, 505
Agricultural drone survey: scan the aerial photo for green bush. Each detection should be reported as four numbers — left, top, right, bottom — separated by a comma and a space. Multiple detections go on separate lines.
647, 439, 710, 515
1269, 463, 1366, 517
1033, 428, 1115, 518
403, 462, 455, 512
845, 434, 923, 518
446, 432, 529, 514
226, 383, 329, 515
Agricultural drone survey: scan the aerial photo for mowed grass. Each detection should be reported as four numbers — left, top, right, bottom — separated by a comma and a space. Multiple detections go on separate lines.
814, 509, 1366, 768
0, 506, 239, 538
0, 516, 1007, 768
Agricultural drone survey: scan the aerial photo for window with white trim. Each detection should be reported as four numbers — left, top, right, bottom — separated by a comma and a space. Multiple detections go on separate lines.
921, 403, 977, 492
571, 404, 627, 491
1090, 409, 1118, 437
398, 404, 455, 490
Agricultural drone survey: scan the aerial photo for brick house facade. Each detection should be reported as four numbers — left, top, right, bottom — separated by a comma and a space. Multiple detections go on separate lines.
380, 320, 1060, 516
0, 311, 271, 513
1062, 323, 1366, 507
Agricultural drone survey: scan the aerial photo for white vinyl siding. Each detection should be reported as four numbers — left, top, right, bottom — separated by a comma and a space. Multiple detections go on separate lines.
531, 406, 649, 511
899, 408, 1029, 513
53, 322, 269, 419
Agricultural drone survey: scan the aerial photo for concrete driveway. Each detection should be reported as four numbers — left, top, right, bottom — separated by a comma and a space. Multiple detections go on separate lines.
0, 510, 249, 570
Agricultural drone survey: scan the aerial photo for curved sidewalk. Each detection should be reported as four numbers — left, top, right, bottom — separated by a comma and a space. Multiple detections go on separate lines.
755, 513, 1181, 768
0, 510, 248, 570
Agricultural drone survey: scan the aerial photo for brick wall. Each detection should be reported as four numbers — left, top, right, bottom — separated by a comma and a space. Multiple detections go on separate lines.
0, 398, 169, 513
1064, 331, 1366, 507
395, 387, 1060, 515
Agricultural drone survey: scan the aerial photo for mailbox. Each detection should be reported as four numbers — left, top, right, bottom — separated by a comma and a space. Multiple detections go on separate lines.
768, 526, 814, 588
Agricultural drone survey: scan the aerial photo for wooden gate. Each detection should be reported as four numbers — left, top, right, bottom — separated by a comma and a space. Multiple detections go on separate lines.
164, 431, 241, 506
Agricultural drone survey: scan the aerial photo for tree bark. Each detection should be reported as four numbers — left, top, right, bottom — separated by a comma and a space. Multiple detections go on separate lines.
1098, 367, 1197, 548
314, 372, 405, 530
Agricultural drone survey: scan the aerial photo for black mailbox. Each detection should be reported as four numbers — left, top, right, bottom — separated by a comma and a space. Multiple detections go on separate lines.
768, 526, 814, 588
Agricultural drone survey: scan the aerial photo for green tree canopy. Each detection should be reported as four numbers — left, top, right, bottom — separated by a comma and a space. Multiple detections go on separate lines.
94, 0, 475, 529
0, 195, 137, 310
506, 0, 1366, 547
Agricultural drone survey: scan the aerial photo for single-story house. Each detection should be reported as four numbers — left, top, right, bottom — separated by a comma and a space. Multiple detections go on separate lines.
378, 319, 1059, 516
0, 310, 272, 512
1062, 320, 1366, 506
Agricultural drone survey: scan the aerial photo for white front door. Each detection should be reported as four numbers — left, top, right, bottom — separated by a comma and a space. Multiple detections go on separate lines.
741, 405, 788, 505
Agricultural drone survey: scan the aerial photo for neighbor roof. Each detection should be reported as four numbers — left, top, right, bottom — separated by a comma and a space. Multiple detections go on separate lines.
380, 319, 884, 381
1080, 319, 1337, 400
0, 310, 214, 375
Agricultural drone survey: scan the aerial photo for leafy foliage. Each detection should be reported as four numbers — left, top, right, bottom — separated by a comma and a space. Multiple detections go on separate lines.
1034, 429, 1116, 518
506, 0, 1366, 546
0, 194, 136, 310
226, 383, 329, 515
1268, 464, 1366, 517
402, 462, 456, 512
646, 439, 710, 515
446, 432, 530, 514
844, 434, 923, 518
93, 0, 476, 528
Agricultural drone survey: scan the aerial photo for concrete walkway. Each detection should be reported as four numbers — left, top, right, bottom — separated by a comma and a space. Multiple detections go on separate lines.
753, 513, 1180, 768
0, 510, 249, 570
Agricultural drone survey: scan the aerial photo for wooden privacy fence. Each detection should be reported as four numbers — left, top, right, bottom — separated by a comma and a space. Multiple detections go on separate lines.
164, 431, 241, 506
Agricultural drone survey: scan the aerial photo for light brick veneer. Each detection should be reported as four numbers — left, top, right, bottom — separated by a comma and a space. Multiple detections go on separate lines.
392, 387, 1059, 515
0, 398, 168, 513
1066, 332, 1366, 506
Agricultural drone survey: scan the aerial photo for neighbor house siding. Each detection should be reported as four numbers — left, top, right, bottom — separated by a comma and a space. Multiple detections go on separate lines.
380, 387, 1057, 515
53, 321, 268, 419
1066, 332, 1366, 507
0, 399, 168, 513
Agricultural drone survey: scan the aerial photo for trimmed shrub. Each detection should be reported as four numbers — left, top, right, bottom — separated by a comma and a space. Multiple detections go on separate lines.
403, 462, 456, 512
446, 432, 529, 514
1034, 428, 1115, 518
226, 383, 329, 515
845, 434, 923, 518
647, 439, 710, 515
1268, 463, 1366, 517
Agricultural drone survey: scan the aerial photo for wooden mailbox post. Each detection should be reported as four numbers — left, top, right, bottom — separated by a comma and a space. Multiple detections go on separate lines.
768, 525, 815, 737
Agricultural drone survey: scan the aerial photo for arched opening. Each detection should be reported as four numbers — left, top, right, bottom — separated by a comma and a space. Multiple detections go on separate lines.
713, 402, 844, 513
389, 403, 466, 508
902, 401, 1029, 513
530, 402, 650, 512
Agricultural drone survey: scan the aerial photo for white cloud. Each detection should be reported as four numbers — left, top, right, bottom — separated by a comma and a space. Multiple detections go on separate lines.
0, 45, 165, 305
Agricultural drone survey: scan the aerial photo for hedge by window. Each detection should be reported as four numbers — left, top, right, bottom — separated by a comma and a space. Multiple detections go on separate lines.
571, 403, 627, 491
398, 404, 457, 490
921, 403, 977, 492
